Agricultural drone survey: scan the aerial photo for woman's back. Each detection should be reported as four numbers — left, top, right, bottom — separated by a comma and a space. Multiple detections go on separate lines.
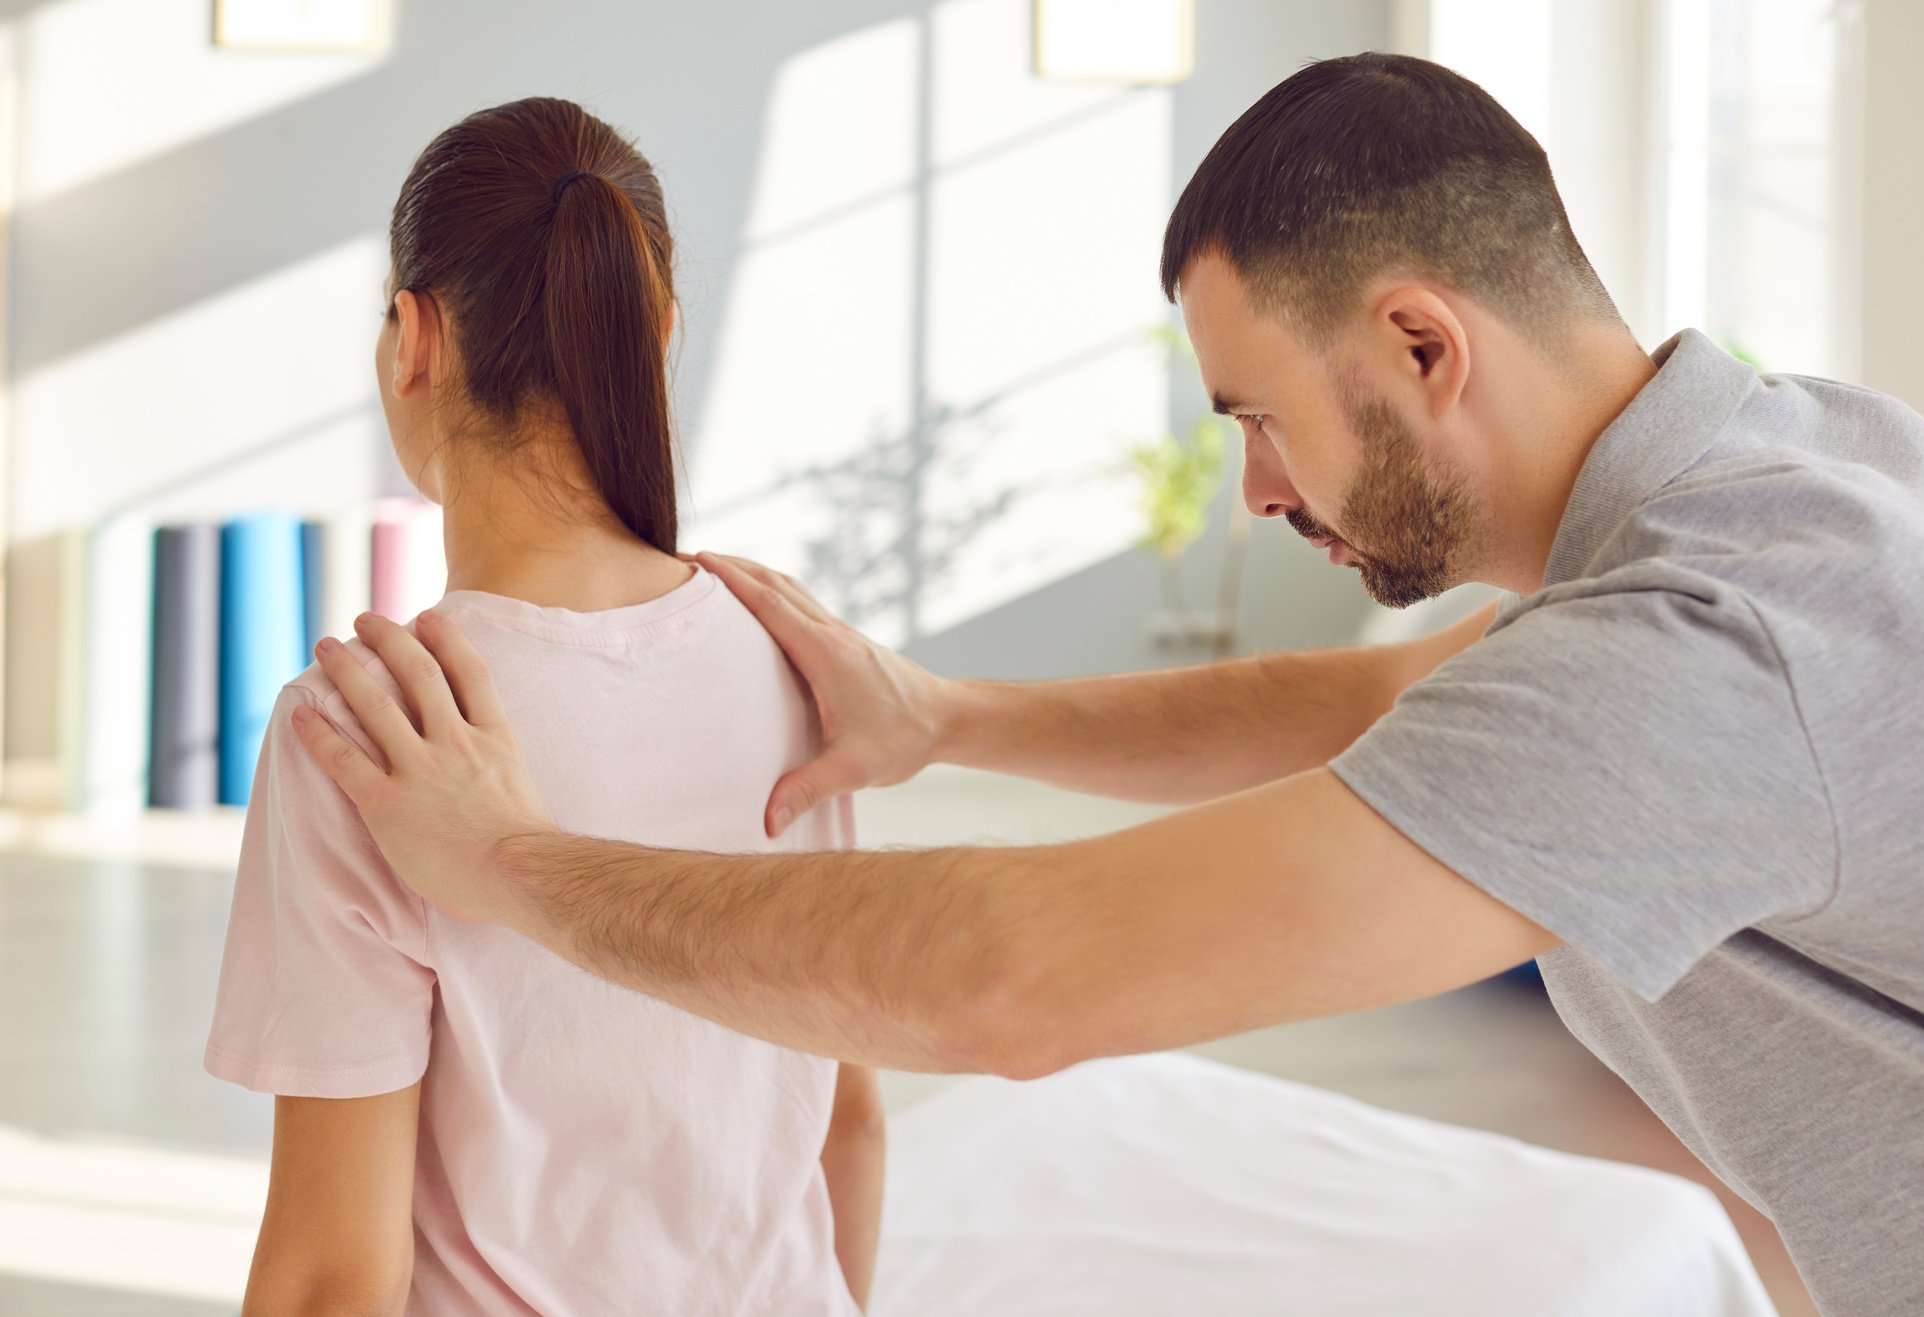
207, 564, 862, 1314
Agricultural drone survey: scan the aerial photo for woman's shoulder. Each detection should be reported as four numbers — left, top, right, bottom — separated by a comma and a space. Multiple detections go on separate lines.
280, 627, 417, 771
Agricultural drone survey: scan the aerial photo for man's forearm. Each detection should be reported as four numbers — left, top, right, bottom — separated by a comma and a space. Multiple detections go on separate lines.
935, 650, 1389, 804
931, 601, 1496, 804
496, 830, 1031, 1071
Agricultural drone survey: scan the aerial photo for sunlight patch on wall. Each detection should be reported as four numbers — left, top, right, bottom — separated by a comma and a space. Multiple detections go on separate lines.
736, 18, 922, 242
930, 0, 1148, 163
684, 18, 922, 638
687, 0, 1171, 647
18, 0, 387, 204
920, 5, 1171, 633
12, 234, 390, 538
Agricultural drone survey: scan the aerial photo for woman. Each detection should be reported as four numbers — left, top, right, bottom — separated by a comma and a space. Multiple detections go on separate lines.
205, 97, 883, 1314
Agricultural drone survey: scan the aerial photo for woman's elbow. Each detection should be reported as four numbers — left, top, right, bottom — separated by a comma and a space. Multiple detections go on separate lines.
827, 1066, 889, 1143
245, 1268, 409, 1317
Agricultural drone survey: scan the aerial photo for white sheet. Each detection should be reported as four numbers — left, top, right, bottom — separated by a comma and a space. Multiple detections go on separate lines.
871, 1053, 1775, 1316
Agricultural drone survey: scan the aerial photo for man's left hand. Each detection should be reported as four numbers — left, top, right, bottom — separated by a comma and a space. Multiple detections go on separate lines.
296, 610, 558, 925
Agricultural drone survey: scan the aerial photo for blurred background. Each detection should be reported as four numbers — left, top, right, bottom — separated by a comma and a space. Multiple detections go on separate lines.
1, 0, 1916, 1312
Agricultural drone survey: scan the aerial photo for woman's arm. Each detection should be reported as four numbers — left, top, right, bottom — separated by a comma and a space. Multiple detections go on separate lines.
820, 1064, 886, 1310
242, 1085, 421, 1316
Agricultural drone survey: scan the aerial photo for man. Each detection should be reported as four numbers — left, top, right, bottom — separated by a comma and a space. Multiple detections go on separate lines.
297, 54, 1922, 1313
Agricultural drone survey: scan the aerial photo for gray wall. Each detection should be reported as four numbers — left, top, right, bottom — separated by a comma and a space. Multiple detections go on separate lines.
1860, 0, 1924, 412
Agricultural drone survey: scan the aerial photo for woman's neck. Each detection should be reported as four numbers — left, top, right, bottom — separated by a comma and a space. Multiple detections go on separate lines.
435, 447, 693, 612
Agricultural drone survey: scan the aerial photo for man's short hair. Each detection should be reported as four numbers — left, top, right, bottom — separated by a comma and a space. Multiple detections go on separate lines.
1160, 53, 1617, 342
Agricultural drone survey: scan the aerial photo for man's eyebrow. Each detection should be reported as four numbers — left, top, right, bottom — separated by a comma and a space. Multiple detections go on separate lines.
1211, 392, 1254, 416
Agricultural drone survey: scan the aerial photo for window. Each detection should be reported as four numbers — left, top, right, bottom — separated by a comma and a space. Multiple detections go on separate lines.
1660, 0, 1862, 377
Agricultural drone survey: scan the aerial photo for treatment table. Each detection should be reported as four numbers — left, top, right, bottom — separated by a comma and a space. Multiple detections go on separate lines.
870, 1052, 1775, 1316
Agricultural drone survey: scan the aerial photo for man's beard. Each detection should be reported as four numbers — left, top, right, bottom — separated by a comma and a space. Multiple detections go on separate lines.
1285, 390, 1477, 609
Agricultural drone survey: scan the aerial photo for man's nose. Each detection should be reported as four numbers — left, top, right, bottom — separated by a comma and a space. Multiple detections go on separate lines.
1242, 434, 1298, 519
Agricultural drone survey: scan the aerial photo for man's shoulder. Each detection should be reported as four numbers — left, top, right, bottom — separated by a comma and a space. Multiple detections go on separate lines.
1488, 425, 1924, 734
1653, 367, 1924, 540
1569, 424, 1924, 633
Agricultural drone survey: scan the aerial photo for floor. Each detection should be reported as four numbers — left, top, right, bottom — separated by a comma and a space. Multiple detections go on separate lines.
0, 769, 1816, 1315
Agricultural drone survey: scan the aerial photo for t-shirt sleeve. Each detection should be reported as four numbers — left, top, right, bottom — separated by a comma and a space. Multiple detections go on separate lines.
816, 794, 858, 852
204, 684, 436, 1097
783, 776, 858, 854
1329, 582, 1836, 1002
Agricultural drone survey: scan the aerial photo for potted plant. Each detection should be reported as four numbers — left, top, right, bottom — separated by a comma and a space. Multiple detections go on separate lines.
1129, 326, 1249, 659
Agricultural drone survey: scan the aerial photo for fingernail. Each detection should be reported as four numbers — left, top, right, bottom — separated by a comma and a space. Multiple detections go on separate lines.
354, 612, 373, 630
316, 636, 340, 655
772, 805, 792, 835
418, 608, 438, 626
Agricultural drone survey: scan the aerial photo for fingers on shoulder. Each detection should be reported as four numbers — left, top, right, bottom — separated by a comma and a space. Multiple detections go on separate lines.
282, 683, 388, 773
415, 610, 509, 727
285, 690, 387, 796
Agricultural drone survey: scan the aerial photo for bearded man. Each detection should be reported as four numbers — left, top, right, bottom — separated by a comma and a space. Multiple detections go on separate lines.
296, 54, 1924, 1315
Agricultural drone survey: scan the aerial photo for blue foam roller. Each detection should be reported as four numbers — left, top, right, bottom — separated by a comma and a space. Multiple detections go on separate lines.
219, 512, 308, 805
300, 519, 328, 658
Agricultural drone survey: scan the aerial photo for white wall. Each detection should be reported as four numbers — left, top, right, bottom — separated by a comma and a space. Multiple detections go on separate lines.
2, 0, 1399, 756
6, 0, 1165, 631
680, 3, 1173, 645
912, 0, 1396, 679
1394, 0, 1659, 342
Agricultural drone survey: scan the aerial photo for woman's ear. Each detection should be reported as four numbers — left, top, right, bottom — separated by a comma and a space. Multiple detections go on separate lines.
389, 289, 440, 398
1373, 287, 1471, 418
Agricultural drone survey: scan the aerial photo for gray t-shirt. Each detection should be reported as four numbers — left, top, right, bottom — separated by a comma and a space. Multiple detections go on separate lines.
1331, 329, 1924, 1316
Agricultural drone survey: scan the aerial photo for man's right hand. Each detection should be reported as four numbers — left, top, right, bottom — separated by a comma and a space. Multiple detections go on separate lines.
693, 551, 955, 837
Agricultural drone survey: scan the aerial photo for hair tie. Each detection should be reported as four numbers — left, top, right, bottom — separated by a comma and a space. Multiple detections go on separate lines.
551, 169, 593, 205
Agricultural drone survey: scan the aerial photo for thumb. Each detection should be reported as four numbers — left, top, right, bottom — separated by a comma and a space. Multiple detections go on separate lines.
767, 747, 868, 838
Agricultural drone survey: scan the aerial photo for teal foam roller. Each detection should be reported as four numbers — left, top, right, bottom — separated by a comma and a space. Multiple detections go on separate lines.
219, 512, 308, 806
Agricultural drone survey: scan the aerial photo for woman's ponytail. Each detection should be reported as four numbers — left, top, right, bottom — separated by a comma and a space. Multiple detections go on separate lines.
542, 170, 677, 552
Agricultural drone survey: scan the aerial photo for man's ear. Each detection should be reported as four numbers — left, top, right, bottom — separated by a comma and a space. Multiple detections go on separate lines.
1370, 286, 1471, 418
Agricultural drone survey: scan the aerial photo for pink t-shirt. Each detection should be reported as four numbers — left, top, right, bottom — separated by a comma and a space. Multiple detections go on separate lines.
205, 565, 862, 1316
